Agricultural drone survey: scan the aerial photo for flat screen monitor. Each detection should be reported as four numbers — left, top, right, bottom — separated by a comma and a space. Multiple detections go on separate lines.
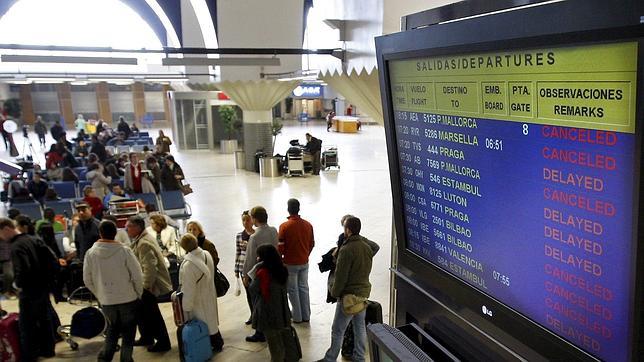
376, 1, 644, 360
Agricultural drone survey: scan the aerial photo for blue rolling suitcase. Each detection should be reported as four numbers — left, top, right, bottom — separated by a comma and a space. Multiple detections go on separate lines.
177, 319, 213, 362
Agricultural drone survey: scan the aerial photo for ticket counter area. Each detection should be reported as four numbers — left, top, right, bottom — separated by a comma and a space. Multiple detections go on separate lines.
376, 1, 644, 361
331, 116, 360, 133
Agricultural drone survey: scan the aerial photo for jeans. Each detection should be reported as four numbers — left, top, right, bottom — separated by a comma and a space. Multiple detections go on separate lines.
322, 300, 367, 362
18, 293, 56, 362
286, 264, 310, 322
99, 300, 140, 362
138, 290, 170, 346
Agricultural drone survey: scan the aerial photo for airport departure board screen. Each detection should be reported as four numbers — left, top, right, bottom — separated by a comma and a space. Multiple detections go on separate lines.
389, 42, 638, 361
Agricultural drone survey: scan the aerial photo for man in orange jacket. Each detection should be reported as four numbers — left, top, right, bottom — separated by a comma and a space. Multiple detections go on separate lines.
278, 198, 315, 323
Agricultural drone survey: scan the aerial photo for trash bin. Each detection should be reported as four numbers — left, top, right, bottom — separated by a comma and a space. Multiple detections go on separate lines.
235, 151, 246, 170
254, 150, 265, 173
259, 157, 281, 177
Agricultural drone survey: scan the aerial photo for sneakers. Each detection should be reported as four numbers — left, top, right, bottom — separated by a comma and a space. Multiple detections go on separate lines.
245, 332, 266, 343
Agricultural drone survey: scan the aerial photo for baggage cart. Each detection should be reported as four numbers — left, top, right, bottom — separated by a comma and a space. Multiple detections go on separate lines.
322, 145, 339, 170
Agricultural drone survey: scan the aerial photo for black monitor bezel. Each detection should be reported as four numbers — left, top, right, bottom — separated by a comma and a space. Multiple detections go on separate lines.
375, 0, 644, 360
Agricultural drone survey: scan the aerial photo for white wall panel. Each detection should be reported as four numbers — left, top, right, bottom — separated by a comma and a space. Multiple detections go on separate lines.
109, 91, 134, 112
144, 91, 164, 112
71, 91, 98, 113
32, 91, 59, 113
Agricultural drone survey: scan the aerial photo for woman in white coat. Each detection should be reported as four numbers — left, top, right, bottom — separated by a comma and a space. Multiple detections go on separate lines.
147, 214, 183, 258
179, 234, 224, 352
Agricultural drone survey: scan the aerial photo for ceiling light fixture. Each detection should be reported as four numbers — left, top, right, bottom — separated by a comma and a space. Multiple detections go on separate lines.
162, 57, 280, 66
1, 54, 138, 65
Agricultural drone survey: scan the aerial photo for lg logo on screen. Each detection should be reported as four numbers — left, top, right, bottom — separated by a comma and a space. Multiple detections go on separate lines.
481, 305, 493, 317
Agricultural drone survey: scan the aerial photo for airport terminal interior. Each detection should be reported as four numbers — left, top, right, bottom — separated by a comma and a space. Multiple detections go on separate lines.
0, 0, 642, 361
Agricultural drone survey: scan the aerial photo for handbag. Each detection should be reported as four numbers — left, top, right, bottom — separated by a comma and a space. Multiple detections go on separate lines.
280, 290, 302, 359
181, 183, 193, 196
214, 268, 230, 297
234, 277, 242, 297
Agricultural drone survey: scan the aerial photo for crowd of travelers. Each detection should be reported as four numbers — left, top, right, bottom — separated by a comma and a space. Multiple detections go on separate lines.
0, 116, 378, 362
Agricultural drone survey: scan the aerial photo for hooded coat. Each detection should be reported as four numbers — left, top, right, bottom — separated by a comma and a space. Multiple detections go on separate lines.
86, 169, 111, 199
83, 240, 143, 305
180, 248, 219, 335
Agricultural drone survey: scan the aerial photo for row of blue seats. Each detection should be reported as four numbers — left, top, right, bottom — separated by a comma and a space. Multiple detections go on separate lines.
14, 190, 191, 222
116, 138, 154, 146
49, 179, 125, 199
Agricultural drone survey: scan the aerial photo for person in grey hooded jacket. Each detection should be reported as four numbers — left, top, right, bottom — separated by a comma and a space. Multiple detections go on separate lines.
84, 220, 143, 362
86, 163, 112, 199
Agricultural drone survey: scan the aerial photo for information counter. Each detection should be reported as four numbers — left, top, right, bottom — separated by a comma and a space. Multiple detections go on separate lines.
332, 116, 359, 133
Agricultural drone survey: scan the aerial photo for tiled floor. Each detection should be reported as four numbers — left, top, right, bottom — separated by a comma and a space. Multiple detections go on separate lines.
0, 119, 393, 361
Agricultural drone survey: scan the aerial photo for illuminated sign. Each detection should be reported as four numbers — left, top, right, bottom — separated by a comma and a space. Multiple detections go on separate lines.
292, 84, 323, 98
390, 42, 638, 362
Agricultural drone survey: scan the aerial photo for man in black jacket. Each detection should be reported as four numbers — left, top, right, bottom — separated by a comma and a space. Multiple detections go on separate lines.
27, 172, 48, 204
90, 135, 108, 163
0, 218, 56, 361
117, 117, 131, 140
73, 202, 100, 260
305, 133, 323, 175
160, 155, 184, 191
50, 120, 64, 143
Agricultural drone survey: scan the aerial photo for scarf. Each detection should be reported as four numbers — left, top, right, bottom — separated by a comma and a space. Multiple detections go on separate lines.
256, 267, 271, 302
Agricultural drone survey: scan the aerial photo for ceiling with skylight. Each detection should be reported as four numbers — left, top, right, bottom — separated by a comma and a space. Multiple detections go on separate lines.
0, 0, 184, 83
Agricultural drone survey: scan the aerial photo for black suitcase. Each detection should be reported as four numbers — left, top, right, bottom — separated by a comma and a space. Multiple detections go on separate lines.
65, 261, 84, 297
341, 300, 383, 358
158, 256, 179, 303
365, 300, 383, 324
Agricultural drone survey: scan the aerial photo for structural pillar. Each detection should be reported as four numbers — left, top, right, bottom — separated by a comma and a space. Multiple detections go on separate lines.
96, 82, 112, 123
132, 82, 146, 123
242, 110, 273, 170
162, 85, 172, 123
56, 83, 74, 128
19, 84, 35, 124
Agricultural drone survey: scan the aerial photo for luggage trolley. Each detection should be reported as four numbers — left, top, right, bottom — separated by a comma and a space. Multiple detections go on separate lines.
107, 199, 142, 227
58, 287, 110, 351
286, 142, 305, 177
322, 145, 340, 170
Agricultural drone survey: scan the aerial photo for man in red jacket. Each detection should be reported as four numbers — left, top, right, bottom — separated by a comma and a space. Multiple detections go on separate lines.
278, 198, 314, 323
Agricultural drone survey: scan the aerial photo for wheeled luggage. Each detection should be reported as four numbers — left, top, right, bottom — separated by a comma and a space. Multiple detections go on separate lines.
341, 300, 383, 358
177, 319, 213, 362
366, 300, 383, 324
171, 291, 185, 327
0, 313, 20, 362
158, 255, 179, 303
65, 260, 84, 297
